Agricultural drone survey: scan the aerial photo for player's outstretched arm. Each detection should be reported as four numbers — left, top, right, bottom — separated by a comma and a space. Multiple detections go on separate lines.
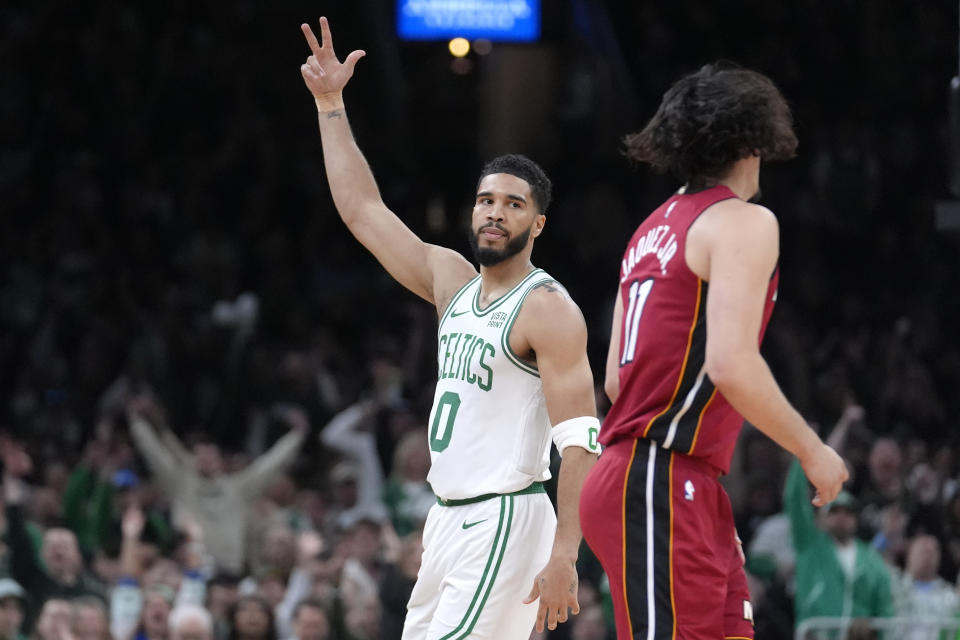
691, 199, 848, 506
299, 18, 474, 307
516, 282, 600, 632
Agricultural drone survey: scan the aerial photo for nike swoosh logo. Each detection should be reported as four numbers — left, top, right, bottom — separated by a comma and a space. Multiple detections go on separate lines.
450, 309, 471, 317
462, 519, 487, 530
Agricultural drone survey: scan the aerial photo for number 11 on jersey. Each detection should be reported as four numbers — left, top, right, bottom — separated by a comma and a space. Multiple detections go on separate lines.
620, 279, 654, 366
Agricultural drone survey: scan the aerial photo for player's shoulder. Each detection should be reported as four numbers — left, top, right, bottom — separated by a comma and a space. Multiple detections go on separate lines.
524, 276, 576, 309
427, 244, 478, 278
519, 276, 586, 335
428, 244, 479, 313
692, 199, 779, 250
705, 198, 778, 230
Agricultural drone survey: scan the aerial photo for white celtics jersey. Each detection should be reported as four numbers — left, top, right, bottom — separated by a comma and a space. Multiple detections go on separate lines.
426, 268, 555, 500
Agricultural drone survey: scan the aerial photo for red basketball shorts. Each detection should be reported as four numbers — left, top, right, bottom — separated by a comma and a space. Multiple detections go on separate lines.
580, 439, 754, 640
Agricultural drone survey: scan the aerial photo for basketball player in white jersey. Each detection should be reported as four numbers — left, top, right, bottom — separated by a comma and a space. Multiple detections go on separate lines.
299, 18, 600, 639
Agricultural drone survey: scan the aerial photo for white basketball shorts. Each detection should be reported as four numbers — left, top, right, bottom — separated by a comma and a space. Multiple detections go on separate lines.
401, 487, 556, 640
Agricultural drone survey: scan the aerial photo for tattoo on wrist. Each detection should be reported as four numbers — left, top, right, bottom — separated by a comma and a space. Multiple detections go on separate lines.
326, 111, 343, 120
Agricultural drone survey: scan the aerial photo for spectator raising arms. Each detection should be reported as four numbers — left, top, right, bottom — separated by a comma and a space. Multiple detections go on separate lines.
126, 394, 307, 574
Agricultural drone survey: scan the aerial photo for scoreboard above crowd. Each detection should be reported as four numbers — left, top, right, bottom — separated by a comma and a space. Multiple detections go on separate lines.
396, 0, 541, 42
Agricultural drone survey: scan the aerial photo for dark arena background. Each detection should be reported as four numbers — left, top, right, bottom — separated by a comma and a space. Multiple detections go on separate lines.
1, 1, 959, 639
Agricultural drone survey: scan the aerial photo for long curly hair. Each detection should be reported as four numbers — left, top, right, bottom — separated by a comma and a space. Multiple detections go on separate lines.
624, 63, 798, 189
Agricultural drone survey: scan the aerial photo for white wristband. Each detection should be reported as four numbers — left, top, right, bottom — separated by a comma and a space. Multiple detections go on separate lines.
552, 416, 601, 456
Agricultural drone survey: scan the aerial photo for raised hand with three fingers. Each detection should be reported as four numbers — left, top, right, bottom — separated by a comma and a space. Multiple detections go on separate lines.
299, 17, 366, 112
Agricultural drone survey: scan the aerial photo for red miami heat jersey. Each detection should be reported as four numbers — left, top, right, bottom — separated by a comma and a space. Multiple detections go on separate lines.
601, 185, 779, 474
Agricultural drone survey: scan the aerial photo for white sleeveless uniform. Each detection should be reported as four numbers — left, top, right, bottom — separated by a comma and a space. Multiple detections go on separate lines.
402, 268, 558, 640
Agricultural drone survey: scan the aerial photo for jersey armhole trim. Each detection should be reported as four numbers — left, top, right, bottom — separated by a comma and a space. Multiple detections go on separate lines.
438, 275, 481, 331
682, 192, 739, 283
500, 276, 554, 378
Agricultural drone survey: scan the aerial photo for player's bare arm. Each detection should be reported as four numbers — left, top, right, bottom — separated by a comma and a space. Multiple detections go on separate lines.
513, 282, 599, 632
687, 198, 848, 505
300, 18, 476, 311
603, 291, 624, 403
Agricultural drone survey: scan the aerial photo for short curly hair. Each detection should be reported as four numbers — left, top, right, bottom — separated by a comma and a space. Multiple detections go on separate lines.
477, 154, 553, 214
624, 63, 797, 188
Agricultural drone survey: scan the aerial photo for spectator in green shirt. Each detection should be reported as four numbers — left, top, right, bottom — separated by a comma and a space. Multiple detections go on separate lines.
2, 443, 106, 633
381, 430, 433, 537
785, 458, 895, 629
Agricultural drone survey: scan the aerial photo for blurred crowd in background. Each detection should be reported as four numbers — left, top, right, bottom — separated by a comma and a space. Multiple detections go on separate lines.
1, 1, 960, 639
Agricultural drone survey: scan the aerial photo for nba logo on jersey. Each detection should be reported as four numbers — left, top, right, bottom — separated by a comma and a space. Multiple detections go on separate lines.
684, 479, 695, 501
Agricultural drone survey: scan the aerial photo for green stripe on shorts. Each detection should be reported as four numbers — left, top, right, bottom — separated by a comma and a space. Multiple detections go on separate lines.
439, 496, 513, 640
457, 495, 515, 638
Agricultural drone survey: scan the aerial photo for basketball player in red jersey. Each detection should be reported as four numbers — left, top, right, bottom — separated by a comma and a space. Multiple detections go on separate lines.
580, 64, 849, 639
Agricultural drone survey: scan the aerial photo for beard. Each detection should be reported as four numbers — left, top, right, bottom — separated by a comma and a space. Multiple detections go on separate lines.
467, 222, 532, 267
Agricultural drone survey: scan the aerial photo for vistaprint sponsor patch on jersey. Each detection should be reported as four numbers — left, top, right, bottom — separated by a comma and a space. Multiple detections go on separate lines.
487, 311, 508, 328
